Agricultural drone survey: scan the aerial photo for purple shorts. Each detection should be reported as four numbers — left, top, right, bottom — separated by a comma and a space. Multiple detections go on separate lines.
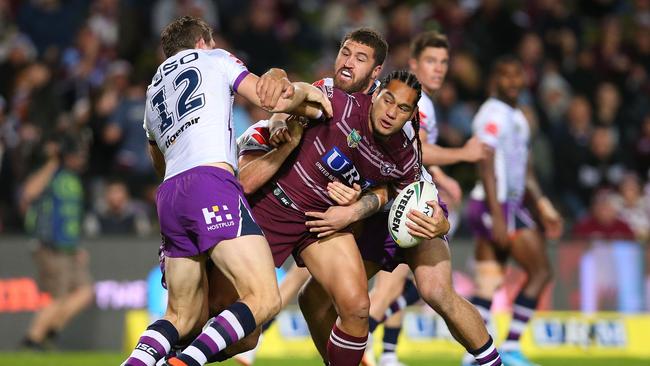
357, 200, 449, 272
156, 166, 263, 259
466, 199, 536, 241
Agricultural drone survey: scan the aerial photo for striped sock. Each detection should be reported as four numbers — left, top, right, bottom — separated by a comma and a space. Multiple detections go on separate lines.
501, 293, 537, 351
470, 336, 502, 366
124, 319, 179, 366
368, 316, 380, 333
171, 302, 256, 366
383, 279, 420, 320
326, 324, 367, 366
381, 326, 401, 355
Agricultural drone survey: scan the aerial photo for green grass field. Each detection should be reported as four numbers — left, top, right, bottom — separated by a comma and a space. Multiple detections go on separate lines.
0, 352, 648, 366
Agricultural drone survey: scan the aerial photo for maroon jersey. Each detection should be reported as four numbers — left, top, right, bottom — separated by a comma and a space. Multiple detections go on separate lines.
270, 87, 420, 213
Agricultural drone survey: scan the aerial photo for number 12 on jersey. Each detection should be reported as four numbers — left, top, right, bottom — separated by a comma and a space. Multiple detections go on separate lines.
151, 66, 205, 135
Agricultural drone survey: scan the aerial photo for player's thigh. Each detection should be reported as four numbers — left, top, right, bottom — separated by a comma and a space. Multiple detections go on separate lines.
209, 234, 279, 302
370, 264, 410, 301
164, 255, 208, 334
509, 229, 551, 273
300, 233, 368, 313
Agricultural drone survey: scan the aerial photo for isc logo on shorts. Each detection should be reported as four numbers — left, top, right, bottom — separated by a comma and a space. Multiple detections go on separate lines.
322, 147, 373, 190
202, 205, 235, 231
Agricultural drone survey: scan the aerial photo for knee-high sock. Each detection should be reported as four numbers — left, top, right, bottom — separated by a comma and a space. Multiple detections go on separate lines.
469, 335, 503, 366
124, 319, 179, 366
168, 302, 256, 366
369, 279, 420, 333
326, 324, 368, 366
381, 326, 401, 355
501, 293, 538, 351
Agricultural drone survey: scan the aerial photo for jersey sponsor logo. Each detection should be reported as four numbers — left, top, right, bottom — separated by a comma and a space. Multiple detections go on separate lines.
164, 116, 200, 148
346, 129, 361, 148
321, 147, 373, 189
136, 342, 158, 356
201, 205, 235, 231
532, 318, 627, 347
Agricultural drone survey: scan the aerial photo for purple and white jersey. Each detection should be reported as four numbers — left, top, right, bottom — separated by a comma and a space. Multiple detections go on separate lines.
237, 119, 272, 156
470, 98, 530, 203
418, 91, 438, 144
270, 87, 420, 213
143, 48, 249, 180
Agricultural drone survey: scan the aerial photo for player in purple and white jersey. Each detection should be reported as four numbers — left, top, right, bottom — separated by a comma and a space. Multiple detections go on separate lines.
121, 16, 332, 366
467, 56, 563, 366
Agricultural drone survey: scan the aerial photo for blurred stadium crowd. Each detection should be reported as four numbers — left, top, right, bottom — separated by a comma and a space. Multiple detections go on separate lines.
0, 0, 649, 243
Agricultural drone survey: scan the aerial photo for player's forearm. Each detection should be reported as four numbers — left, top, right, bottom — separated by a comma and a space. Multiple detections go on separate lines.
270, 82, 309, 114
421, 143, 464, 166
239, 145, 296, 195
349, 186, 388, 222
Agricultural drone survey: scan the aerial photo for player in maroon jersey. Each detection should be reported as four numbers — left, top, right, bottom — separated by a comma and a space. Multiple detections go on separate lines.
249, 70, 440, 366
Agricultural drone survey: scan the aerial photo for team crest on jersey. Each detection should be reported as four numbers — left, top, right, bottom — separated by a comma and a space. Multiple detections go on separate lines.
347, 129, 362, 148
380, 161, 396, 176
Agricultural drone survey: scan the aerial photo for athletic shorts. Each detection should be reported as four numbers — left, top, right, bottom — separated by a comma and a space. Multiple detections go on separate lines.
466, 198, 536, 241
157, 166, 262, 259
34, 245, 92, 298
249, 185, 351, 268
356, 200, 449, 272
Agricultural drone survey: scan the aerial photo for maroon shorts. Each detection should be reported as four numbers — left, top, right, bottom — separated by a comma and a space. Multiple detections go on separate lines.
249, 187, 321, 268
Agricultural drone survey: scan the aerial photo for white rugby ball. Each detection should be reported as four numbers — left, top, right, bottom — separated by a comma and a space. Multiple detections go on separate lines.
388, 181, 439, 248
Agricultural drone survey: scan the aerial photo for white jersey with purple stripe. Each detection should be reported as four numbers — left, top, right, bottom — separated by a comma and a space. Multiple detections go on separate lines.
470, 98, 530, 203
143, 48, 249, 180
418, 91, 438, 144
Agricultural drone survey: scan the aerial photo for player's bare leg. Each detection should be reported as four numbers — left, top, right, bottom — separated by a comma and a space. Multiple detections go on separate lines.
406, 237, 502, 366
124, 255, 208, 366
164, 235, 280, 366
499, 229, 551, 366
232, 264, 311, 365
299, 276, 338, 360
300, 232, 370, 366
368, 265, 410, 324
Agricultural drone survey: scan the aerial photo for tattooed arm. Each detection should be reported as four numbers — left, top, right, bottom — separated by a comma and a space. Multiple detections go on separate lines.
305, 186, 388, 238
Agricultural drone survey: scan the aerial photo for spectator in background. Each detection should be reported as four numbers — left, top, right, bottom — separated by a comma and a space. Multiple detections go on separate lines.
574, 190, 644, 313
20, 136, 93, 350
231, 0, 288, 75
84, 179, 152, 237
152, 0, 218, 37
634, 112, 650, 179
537, 63, 572, 134
103, 71, 156, 196
575, 126, 627, 213
594, 81, 623, 136
614, 173, 650, 243
554, 96, 592, 217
